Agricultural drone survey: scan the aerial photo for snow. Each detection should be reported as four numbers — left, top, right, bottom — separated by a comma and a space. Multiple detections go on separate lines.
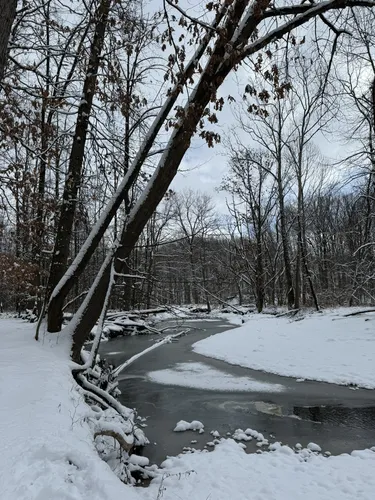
231, 428, 268, 446
146, 439, 375, 500
0, 319, 141, 500
2, 316, 375, 500
147, 361, 285, 392
174, 420, 204, 432
232, 429, 253, 441
193, 309, 375, 388
128, 454, 150, 467
307, 442, 322, 452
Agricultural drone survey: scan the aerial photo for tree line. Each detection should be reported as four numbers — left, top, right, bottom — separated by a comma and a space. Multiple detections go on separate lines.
0, 1, 374, 361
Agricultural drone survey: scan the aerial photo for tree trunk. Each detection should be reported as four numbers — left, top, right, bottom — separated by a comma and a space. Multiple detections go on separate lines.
298, 175, 319, 311
0, 0, 17, 83
46, 4, 226, 332
46, 0, 112, 331
255, 234, 264, 313
277, 163, 294, 309
70, 14, 257, 360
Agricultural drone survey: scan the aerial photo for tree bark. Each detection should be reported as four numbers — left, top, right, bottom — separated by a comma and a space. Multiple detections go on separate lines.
0, 0, 17, 84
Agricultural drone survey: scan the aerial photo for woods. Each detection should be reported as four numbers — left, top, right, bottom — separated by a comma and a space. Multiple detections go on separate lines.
3, 1, 375, 494
0, 0, 375, 356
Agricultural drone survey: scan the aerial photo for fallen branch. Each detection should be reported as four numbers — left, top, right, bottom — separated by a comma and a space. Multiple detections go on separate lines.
343, 308, 375, 317
275, 309, 300, 318
106, 307, 168, 320
196, 284, 244, 314
112, 330, 189, 377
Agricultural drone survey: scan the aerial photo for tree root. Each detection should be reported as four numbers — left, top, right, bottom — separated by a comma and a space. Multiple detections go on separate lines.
79, 387, 110, 409
76, 372, 133, 421
94, 429, 132, 453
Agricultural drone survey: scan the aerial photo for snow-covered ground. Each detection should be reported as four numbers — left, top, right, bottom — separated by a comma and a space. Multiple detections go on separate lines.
0, 319, 141, 500
193, 309, 375, 388
2, 315, 375, 500
146, 439, 375, 500
148, 361, 285, 392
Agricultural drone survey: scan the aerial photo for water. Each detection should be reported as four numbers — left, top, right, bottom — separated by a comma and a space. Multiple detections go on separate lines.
99, 319, 375, 465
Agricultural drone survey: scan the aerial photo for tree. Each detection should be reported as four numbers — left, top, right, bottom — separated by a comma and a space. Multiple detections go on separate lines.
172, 190, 217, 307
40, 0, 375, 361
45, 0, 161, 331
46, 0, 113, 330
222, 149, 277, 312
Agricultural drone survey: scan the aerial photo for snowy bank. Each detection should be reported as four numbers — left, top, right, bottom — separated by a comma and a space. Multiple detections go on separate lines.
0, 319, 142, 500
2, 317, 375, 500
193, 309, 375, 388
147, 439, 375, 500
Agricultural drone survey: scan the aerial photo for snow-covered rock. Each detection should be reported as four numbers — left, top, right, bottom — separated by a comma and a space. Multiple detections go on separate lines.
173, 420, 204, 432
307, 442, 322, 452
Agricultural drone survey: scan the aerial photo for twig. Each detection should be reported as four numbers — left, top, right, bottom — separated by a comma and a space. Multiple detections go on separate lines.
275, 309, 300, 317
165, 0, 217, 32
62, 291, 89, 312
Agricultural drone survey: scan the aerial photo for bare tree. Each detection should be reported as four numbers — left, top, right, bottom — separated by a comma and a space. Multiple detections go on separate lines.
222, 149, 277, 312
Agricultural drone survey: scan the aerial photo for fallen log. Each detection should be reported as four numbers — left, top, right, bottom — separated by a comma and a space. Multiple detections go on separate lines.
343, 308, 375, 317
112, 329, 189, 377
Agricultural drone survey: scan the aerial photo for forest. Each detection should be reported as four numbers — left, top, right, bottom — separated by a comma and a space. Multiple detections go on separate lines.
0, 1, 374, 349
2, 1, 375, 497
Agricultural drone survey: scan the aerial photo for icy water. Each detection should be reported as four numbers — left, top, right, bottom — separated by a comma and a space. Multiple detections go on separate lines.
99, 319, 375, 465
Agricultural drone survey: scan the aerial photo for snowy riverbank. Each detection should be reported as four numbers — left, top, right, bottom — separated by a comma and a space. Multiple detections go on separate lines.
1, 316, 375, 500
145, 438, 375, 500
193, 309, 375, 388
0, 319, 142, 500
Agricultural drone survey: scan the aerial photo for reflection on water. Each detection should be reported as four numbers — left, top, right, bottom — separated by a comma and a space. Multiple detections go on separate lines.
293, 405, 375, 429
252, 401, 375, 430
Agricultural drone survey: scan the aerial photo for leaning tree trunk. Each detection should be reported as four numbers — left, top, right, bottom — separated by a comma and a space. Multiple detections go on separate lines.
46, 5, 226, 332
69, 0, 257, 361
0, 0, 17, 84
46, 0, 112, 332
